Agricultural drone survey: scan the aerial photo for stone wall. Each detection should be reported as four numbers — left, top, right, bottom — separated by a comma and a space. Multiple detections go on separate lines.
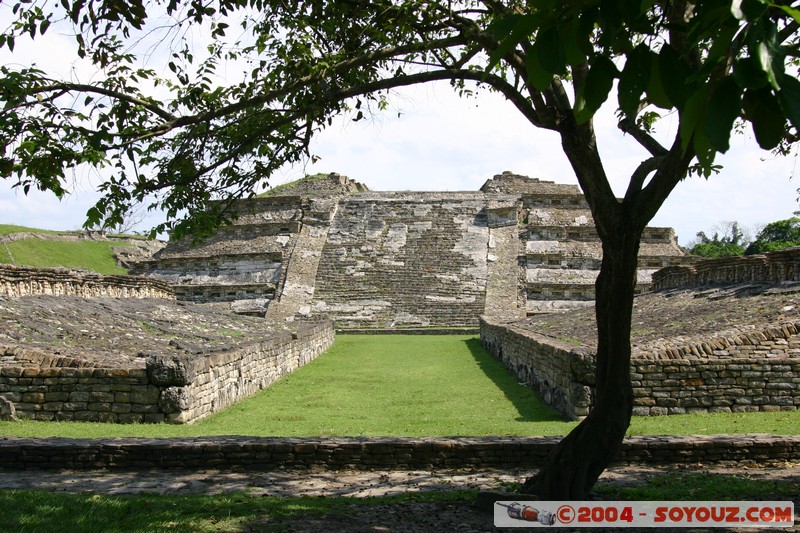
311, 193, 492, 327
652, 248, 800, 290
481, 316, 800, 419
480, 317, 593, 419
0, 264, 173, 300
0, 434, 797, 470
131, 195, 307, 311
134, 172, 689, 326
0, 320, 334, 424
149, 320, 334, 423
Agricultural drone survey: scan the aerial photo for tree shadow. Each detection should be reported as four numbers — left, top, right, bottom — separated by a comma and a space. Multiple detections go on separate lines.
462, 338, 563, 423
0, 486, 492, 533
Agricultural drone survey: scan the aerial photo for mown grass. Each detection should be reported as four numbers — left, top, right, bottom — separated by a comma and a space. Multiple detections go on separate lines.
2, 238, 128, 274
0, 473, 795, 533
596, 472, 799, 501
0, 224, 60, 235
0, 490, 473, 533
1, 335, 799, 438
0, 223, 136, 274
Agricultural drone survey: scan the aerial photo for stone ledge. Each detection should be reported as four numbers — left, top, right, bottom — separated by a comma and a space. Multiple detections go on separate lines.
336, 328, 481, 335
0, 434, 796, 471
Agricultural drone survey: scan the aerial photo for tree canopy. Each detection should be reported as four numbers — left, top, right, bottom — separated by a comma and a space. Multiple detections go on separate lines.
746, 215, 800, 253
2, 1, 799, 238
2, 0, 800, 499
689, 220, 749, 257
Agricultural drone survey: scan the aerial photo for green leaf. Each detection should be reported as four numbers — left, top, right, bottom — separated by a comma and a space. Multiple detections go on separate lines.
777, 76, 800, 131
536, 26, 567, 76
679, 85, 710, 153
618, 43, 651, 117
657, 44, 691, 109
485, 14, 538, 74
757, 41, 779, 89
704, 76, 743, 153
774, 4, 800, 25
743, 87, 786, 149
559, 16, 587, 67
692, 134, 719, 178
731, 0, 768, 20
574, 56, 618, 124
733, 57, 769, 90
525, 47, 554, 91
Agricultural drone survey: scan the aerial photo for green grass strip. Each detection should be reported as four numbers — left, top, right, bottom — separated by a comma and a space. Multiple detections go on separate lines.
0, 490, 475, 533
0, 335, 798, 438
0, 224, 60, 235
4, 239, 128, 274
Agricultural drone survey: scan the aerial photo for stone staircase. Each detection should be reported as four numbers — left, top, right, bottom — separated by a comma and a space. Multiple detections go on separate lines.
132, 172, 691, 326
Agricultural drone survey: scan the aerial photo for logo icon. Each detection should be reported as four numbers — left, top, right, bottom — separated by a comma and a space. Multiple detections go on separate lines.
495, 502, 557, 525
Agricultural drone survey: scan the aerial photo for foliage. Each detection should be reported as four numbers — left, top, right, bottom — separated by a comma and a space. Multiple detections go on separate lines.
689, 221, 748, 257
745, 216, 800, 253
1, 1, 798, 238
4, 0, 800, 498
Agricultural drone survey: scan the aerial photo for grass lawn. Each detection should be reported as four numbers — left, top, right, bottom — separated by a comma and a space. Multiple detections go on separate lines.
0, 224, 60, 235
0, 335, 798, 438
2, 239, 129, 274
0, 473, 796, 533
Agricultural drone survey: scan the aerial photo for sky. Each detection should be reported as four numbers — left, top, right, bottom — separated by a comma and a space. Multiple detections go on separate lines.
1, 10, 798, 246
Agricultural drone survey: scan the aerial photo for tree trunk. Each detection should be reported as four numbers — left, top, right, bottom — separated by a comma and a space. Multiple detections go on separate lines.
522, 227, 642, 499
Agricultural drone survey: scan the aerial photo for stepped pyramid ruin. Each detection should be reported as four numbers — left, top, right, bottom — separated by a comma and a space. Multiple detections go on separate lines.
132, 172, 690, 327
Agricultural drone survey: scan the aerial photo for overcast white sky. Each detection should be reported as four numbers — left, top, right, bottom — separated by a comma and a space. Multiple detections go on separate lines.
1, 10, 797, 246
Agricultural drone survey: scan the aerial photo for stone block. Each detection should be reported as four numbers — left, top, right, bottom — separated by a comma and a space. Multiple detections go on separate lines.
131, 386, 160, 405
0, 396, 17, 421
146, 354, 198, 387
159, 387, 192, 414
21, 392, 45, 403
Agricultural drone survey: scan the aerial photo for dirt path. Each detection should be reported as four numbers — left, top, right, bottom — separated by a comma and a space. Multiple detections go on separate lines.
0, 463, 798, 497
1, 463, 797, 532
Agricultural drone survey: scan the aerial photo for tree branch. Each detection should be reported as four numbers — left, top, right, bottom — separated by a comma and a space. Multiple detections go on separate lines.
617, 116, 668, 157
26, 82, 177, 122
624, 155, 665, 201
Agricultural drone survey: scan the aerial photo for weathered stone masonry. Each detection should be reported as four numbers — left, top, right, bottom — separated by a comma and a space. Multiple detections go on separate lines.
481, 315, 800, 420
135, 172, 688, 327
652, 248, 800, 289
0, 264, 173, 300
481, 249, 800, 420
1, 434, 797, 470
0, 320, 334, 424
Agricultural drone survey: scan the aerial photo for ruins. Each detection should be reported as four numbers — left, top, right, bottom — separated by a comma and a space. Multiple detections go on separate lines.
1, 171, 797, 424
131, 171, 689, 326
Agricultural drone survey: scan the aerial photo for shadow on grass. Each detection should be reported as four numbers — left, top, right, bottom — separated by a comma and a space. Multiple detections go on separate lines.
0, 489, 481, 533
463, 338, 563, 423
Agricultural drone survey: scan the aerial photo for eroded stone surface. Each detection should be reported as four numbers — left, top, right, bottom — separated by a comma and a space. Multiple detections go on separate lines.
0, 296, 278, 368
131, 172, 689, 327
